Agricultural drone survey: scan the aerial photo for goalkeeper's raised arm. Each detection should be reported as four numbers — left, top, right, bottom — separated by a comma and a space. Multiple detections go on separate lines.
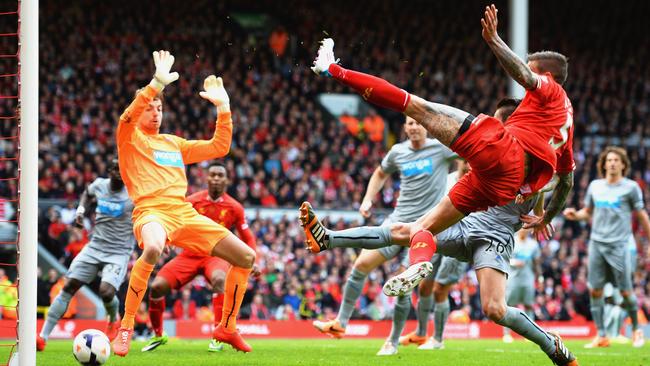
116, 50, 179, 144
178, 75, 233, 165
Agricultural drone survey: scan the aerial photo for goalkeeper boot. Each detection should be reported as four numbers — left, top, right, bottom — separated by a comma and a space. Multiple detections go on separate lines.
213, 325, 252, 353
141, 332, 169, 352
311, 38, 339, 76
112, 327, 133, 357
312, 319, 345, 339
299, 202, 330, 253
382, 262, 433, 297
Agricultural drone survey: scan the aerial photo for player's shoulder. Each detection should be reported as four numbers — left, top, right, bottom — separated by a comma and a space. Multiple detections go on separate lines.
223, 193, 246, 211
187, 189, 208, 203
90, 177, 110, 190
622, 177, 641, 189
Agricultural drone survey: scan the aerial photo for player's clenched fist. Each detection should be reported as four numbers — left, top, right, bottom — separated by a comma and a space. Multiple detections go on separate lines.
150, 50, 179, 90
200, 75, 230, 112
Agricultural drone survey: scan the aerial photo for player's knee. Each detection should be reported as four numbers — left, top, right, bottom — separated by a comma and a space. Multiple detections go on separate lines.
390, 223, 412, 245
98, 284, 115, 302
238, 246, 255, 269
211, 275, 225, 294
142, 242, 164, 262
419, 280, 434, 296
483, 299, 506, 321
62, 278, 82, 295
590, 288, 604, 298
150, 277, 170, 298
353, 258, 374, 274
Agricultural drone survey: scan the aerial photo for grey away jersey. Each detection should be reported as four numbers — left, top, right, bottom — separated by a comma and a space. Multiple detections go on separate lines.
87, 178, 136, 254
585, 178, 644, 244
381, 138, 456, 222
509, 234, 540, 284
461, 195, 540, 247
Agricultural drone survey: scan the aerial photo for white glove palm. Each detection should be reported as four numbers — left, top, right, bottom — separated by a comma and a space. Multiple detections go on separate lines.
150, 50, 179, 90
199, 75, 230, 112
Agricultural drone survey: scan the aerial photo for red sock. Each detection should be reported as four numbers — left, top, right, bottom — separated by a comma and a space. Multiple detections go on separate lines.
149, 296, 165, 337
212, 293, 224, 325
328, 64, 411, 112
409, 230, 437, 265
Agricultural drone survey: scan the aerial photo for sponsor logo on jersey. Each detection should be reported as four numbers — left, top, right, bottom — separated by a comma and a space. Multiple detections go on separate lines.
594, 196, 622, 209
401, 158, 433, 177
153, 150, 184, 168
96, 199, 126, 217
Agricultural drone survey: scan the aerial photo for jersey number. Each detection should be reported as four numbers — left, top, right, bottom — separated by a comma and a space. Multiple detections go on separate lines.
549, 98, 573, 150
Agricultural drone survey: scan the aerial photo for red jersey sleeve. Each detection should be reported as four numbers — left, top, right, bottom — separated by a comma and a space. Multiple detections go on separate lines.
529, 73, 561, 104
186, 191, 204, 205
556, 124, 576, 174
234, 203, 256, 249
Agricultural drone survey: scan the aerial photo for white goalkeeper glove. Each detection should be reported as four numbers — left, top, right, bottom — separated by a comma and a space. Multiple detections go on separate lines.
199, 75, 230, 113
149, 50, 180, 91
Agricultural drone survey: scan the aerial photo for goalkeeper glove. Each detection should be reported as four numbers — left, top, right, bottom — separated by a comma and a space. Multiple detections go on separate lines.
149, 50, 179, 91
199, 75, 230, 113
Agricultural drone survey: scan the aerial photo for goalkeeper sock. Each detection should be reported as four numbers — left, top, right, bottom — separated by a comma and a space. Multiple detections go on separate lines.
328, 64, 411, 113
337, 268, 367, 327
213, 293, 224, 326
121, 257, 154, 329
149, 295, 165, 337
409, 230, 437, 265
221, 266, 252, 332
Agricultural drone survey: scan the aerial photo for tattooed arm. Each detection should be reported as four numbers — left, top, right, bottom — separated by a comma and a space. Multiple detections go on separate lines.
481, 4, 538, 90
542, 171, 574, 224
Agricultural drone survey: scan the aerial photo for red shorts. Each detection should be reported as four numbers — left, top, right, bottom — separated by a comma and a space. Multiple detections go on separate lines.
448, 114, 526, 214
157, 253, 230, 290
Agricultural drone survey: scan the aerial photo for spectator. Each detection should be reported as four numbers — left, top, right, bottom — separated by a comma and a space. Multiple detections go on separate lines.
362, 109, 385, 143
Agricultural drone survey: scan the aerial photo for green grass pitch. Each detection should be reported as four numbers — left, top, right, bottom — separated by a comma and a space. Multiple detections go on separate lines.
38, 338, 649, 365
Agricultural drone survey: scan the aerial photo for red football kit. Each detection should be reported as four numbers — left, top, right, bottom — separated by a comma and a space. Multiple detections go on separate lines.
448, 72, 575, 213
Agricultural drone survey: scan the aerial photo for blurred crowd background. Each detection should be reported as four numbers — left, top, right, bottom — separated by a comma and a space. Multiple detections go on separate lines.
2, 0, 650, 326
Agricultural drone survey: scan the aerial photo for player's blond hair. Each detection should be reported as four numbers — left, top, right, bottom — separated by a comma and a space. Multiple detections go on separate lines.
597, 146, 630, 178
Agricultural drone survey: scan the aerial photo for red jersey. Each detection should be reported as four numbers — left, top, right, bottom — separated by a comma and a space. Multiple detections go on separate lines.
504, 72, 575, 195
181, 190, 256, 257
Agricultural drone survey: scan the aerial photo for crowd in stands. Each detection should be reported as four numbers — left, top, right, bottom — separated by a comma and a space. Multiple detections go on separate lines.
26, 0, 650, 327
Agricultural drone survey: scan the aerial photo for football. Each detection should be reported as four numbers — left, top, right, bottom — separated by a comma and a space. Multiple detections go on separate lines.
72, 329, 111, 366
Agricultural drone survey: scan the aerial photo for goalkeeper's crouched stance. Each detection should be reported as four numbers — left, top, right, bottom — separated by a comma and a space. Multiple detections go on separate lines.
112, 50, 255, 356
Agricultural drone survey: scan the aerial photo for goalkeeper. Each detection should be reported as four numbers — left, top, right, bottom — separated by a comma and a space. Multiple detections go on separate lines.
111, 50, 255, 356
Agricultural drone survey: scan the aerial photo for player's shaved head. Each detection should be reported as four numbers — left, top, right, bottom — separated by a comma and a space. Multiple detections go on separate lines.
528, 51, 569, 85
494, 97, 521, 122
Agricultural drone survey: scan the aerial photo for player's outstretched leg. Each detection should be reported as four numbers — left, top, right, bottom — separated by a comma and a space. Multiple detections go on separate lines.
382, 230, 436, 297
37, 278, 83, 352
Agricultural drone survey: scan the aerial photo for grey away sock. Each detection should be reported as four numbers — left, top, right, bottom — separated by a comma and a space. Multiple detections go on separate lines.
590, 296, 606, 337
433, 299, 450, 342
495, 306, 555, 355
389, 295, 411, 345
337, 268, 367, 327
40, 291, 73, 340
104, 295, 119, 323
416, 295, 434, 337
622, 294, 639, 330
328, 226, 392, 250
